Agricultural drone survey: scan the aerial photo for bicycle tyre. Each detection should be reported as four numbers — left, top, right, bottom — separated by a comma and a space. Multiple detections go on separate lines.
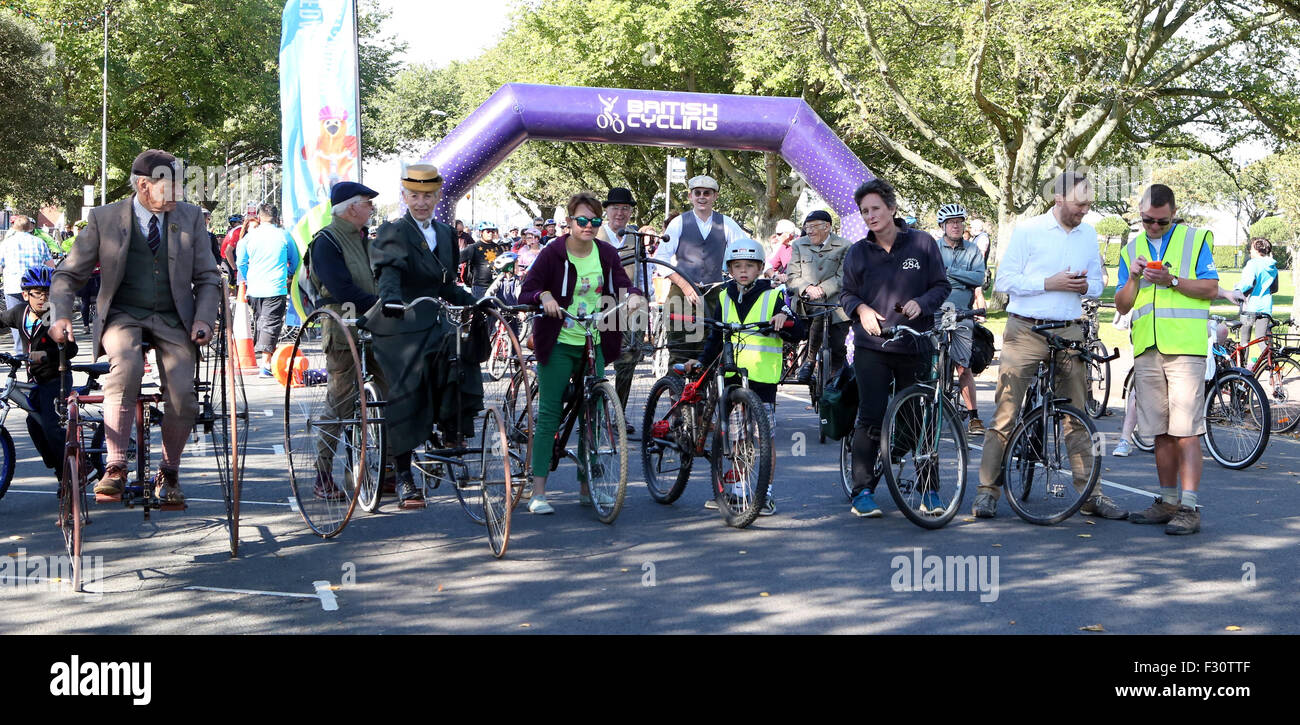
641, 374, 692, 503
880, 386, 968, 529
1119, 367, 1155, 452
356, 382, 386, 513
1256, 355, 1300, 433
0, 426, 14, 500
479, 406, 513, 558
487, 324, 508, 382
1002, 403, 1099, 525
710, 386, 773, 529
502, 368, 536, 508
816, 347, 829, 444
839, 426, 854, 500
59, 405, 87, 593
652, 323, 670, 379
581, 380, 628, 524
1085, 340, 1111, 419
285, 309, 364, 538
1204, 370, 1270, 470
214, 300, 245, 556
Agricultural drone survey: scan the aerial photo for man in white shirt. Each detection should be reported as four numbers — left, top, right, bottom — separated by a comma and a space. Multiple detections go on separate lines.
1, 215, 52, 353
652, 174, 746, 364
973, 171, 1128, 520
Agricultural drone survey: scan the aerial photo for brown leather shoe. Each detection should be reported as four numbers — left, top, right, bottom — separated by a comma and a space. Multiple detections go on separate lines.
94, 464, 127, 496
314, 469, 345, 501
1129, 497, 1178, 525
153, 468, 186, 504
1165, 505, 1201, 535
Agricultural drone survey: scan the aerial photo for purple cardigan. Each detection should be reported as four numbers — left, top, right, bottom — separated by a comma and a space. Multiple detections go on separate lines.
518, 235, 643, 366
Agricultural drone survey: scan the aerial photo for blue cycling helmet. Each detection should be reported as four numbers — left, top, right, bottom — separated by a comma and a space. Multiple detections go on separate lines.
477, 221, 497, 231
21, 264, 54, 290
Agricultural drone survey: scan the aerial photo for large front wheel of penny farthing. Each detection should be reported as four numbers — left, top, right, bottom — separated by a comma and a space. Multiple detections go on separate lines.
212, 298, 247, 557
479, 406, 514, 558
284, 309, 365, 537
59, 403, 89, 593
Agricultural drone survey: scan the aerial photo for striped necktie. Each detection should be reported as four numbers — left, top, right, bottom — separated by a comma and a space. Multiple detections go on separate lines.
147, 215, 162, 256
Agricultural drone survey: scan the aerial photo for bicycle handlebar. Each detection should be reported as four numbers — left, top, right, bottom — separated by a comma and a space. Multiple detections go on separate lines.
668, 313, 794, 333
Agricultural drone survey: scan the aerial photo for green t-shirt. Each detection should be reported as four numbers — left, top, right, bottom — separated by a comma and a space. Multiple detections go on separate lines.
558, 248, 604, 347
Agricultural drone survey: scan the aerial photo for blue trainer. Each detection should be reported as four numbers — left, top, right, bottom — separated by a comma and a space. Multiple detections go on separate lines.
920, 490, 945, 515
851, 490, 882, 518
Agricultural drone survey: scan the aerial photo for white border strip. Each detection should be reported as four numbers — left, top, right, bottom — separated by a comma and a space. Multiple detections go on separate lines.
185, 583, 339, 611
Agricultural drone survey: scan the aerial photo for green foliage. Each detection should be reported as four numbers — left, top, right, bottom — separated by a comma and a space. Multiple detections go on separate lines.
1212, 243, 1246, 271
1250, 216, 1294, 245
0, 12, 77, 210
1094, 216, 1129, 239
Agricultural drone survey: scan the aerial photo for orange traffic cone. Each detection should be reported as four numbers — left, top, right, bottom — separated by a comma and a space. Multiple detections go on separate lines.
270, 343, 308, 387
232, 290, 258, 371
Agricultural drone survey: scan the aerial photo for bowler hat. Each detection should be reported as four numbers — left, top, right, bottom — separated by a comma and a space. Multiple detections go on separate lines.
603, 187, 636, 207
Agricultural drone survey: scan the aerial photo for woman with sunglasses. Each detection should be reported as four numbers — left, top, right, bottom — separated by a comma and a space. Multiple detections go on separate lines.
517, 191, 646, 514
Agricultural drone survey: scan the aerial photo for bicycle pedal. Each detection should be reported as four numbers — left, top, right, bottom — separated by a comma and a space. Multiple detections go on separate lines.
398, 499, 427, 510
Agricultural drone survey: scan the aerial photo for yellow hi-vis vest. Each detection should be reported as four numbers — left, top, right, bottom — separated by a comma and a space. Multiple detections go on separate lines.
721, 287, 782, 384
1121, 224, 1212, 357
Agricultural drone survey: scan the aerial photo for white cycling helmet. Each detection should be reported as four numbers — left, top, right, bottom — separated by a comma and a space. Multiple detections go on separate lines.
937, 203, 967, 224
723, 237, 765, 266
493, 252, 518, 271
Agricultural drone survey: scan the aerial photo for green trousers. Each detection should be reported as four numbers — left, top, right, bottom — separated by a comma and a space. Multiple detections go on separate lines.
532, 342, 606, 476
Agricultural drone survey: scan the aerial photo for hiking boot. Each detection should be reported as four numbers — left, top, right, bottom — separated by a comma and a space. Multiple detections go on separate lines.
1080, 493, 1128, 520
395, 471, 423, 505
967, 417, 985, 436
313, 470, 345, 501
94, 463, 127, 496
795, 362, 814, 385
1165, 505, 1200, 535
971, 491, 997, 518
1130, 497, 1178, 525
152, 467, 185, 505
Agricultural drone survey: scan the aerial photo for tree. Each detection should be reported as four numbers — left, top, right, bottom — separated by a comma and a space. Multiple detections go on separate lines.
1095, 215, 1129, 241
734, 0, 1300, 265
0, 12, 78, 210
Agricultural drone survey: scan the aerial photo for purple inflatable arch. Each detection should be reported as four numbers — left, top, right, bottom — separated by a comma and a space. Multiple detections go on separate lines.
418, 83, 874, 240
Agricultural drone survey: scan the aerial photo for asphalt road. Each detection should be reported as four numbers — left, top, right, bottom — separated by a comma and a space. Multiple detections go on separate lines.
2, 350, 1298, 635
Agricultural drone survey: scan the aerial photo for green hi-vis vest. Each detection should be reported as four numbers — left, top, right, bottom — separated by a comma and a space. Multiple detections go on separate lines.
1121, 224, 1212, 357
721, 288, 782, 384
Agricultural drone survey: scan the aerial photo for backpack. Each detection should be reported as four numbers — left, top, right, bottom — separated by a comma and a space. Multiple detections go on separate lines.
297, 227, 343, 316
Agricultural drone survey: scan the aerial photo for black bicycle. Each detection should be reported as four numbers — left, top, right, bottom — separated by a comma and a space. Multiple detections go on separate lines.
1081, 298, 1111, 419
1000, 321, 1118, 525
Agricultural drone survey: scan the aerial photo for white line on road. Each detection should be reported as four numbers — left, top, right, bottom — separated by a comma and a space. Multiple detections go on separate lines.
778, 392, 813, 404
186, 584, 339, 611
273, 444, 285, 455
965, 442, 1155, 497
263, 409, 275, 417
288, 497, 300, 512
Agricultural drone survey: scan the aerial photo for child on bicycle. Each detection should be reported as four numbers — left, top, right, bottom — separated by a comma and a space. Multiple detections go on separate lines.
685, 238, 804, 515
0, 265, 77, 481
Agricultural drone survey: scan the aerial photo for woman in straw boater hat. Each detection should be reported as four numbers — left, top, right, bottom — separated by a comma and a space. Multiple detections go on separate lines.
367, 163, 483, 507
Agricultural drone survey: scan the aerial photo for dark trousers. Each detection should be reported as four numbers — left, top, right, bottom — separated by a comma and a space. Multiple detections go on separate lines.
77, 276, 100, 333
248, 295, 287, 355
850, 346, 929, 495
808, 318, 850, 377
27, 375, 71, 473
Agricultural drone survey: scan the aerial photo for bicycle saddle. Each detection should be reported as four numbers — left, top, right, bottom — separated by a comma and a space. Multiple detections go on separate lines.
71, 362, 112, 377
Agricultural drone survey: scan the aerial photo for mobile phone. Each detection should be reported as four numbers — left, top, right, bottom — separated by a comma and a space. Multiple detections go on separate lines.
1073, 271, 1086, 278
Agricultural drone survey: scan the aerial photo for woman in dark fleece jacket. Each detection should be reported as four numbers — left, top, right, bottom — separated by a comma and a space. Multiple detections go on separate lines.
517, 191, 646, 515
839, 178, 951, 519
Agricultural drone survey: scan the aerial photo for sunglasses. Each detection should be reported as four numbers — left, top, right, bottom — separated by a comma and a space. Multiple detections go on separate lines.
1141, 216, 1172, 227
571, 216, 603, 228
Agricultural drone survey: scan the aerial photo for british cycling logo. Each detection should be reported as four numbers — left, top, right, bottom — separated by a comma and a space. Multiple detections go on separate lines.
49, 655, 151, 705
597, 94, 719, 134
901, 258, 920, 271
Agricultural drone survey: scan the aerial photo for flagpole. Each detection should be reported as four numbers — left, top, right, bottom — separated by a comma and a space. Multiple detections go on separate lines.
351, 0, 363, 183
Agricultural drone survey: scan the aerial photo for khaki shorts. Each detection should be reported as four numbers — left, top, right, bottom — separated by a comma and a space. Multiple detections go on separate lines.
1132, 350, 1207, 437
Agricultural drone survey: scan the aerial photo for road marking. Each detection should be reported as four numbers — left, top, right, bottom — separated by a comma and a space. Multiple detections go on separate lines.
186, 584, 339, 611
263, 409, 275, 417
964, 442, 1155, 497
4, 489, 291, 507
273, 444, 285, 455
777, 392, 812, 404
288, 497, 300, 512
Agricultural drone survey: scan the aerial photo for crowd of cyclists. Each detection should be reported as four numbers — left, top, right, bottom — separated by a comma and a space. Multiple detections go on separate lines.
2, 152, 1282, 542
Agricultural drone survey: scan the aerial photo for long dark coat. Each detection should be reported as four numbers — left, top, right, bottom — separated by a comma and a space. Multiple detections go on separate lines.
365, 212, 480, 454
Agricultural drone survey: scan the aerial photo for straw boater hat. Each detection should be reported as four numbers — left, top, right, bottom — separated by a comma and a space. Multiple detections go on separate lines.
401, 163, 443, 192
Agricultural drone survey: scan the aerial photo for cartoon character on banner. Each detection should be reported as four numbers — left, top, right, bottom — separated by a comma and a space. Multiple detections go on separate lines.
302, 106, 359, 195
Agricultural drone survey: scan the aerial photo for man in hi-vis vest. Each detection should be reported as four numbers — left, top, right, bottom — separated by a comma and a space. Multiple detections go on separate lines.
1115, 184, 1218, 535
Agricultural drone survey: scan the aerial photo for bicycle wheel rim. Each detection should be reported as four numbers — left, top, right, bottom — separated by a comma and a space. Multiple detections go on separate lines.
641, 376, 688, 502
356, 383, 385, 513
214, 299, 243, 556
839, 431, 854, 499
881, 388, 966, 529
712, 388, 772, 528
1261, 356, 1300, 433
1204, 373, 1269, 469
284, 309, 363, 537
583, 381, 627, 523
480, 406, 513, 558
501, 367, 536, 508
1002, 404, 1098, 525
